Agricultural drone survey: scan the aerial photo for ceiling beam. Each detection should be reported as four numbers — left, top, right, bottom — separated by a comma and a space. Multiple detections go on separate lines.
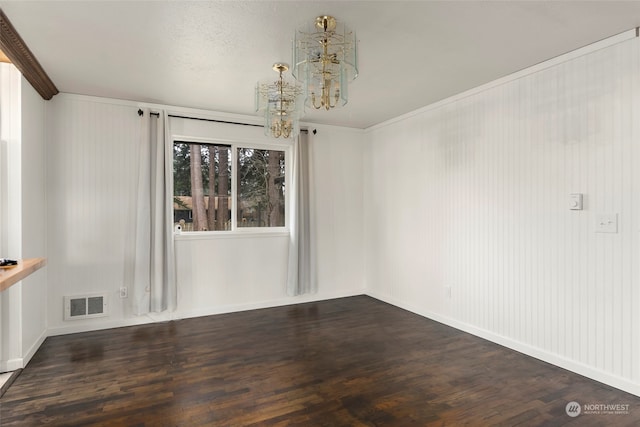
0, 8, 58, 100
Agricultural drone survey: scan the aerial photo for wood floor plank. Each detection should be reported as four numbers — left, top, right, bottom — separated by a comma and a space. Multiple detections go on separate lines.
1, 296, 639, 426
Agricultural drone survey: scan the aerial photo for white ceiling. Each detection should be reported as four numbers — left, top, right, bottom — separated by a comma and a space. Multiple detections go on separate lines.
2, 1, 640, 129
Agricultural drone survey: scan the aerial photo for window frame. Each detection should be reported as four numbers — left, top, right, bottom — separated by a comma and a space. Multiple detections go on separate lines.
171, 135, 291, 238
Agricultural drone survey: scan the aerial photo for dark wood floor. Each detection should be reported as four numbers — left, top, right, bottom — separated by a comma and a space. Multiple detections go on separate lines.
1, 296, 639, 426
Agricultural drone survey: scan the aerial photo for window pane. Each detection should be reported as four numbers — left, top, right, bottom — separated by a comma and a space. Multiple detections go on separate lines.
237, 148, 285, 227
173, 142, 231, 231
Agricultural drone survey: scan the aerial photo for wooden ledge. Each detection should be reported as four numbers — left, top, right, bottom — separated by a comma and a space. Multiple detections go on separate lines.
0, 258, 46, 292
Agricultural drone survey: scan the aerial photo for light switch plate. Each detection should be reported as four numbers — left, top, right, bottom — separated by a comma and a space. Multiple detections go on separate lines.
569, 193, 583, 210
595, 213, 618, 233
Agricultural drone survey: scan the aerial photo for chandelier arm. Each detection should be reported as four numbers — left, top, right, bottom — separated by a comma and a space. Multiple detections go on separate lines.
311, 92, 322, 109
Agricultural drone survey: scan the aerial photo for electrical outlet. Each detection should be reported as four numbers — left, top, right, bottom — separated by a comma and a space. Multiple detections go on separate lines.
595, 213, 618, 233
445, 286, 452, 299
119, 286, 128, 298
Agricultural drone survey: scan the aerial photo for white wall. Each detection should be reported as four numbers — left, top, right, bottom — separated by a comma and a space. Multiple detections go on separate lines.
0, 65, 48, 371
364, 36, 640, 395
0, 63, 23, 371
20, 77, 48, 365
45, 96, 142, 333
172, 118, 365, 318
312, 125, 366, 296
45, 95, 365, 334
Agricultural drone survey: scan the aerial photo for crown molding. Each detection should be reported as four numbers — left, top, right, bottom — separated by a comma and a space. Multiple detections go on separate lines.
0, 8, 58, 100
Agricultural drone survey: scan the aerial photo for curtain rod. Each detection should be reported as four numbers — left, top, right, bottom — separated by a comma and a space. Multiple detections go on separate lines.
138, 109, 308, 133
168, 113, 263, 128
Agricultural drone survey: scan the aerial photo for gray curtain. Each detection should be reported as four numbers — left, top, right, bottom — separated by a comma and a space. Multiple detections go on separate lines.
131, 109, 176, 314
287, 130, 316, 295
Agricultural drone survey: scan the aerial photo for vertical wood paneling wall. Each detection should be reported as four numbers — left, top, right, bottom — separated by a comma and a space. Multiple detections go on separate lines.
365, 37, 640, 394
0, 66, 48, 371
46, 97, 141, 332
45, 96, 365, 334
20, 78, 47, 367
0, 63, 23, 371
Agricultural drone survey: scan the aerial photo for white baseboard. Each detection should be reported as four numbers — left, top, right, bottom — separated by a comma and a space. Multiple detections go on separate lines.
22, 329, 47, 368
175, 289, 364, 321
47, 316, 156, 337
24, 290, 640, 399
47, 289, 364, 337
366, 290, 640, 398
3, 358, 23, 372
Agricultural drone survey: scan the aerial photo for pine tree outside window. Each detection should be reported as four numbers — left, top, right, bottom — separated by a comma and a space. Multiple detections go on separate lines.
173, 141, 286, 232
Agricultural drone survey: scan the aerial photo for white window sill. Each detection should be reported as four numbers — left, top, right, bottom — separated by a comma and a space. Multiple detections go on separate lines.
174, 230, 290, 241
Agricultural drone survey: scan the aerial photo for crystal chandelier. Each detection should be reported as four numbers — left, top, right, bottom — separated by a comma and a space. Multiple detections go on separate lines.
293, 15, 358, 110
255, 63, 304, 138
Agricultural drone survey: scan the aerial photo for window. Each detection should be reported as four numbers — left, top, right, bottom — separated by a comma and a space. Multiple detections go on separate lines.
173, 141, 286, 232
237, 148, 285, 228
